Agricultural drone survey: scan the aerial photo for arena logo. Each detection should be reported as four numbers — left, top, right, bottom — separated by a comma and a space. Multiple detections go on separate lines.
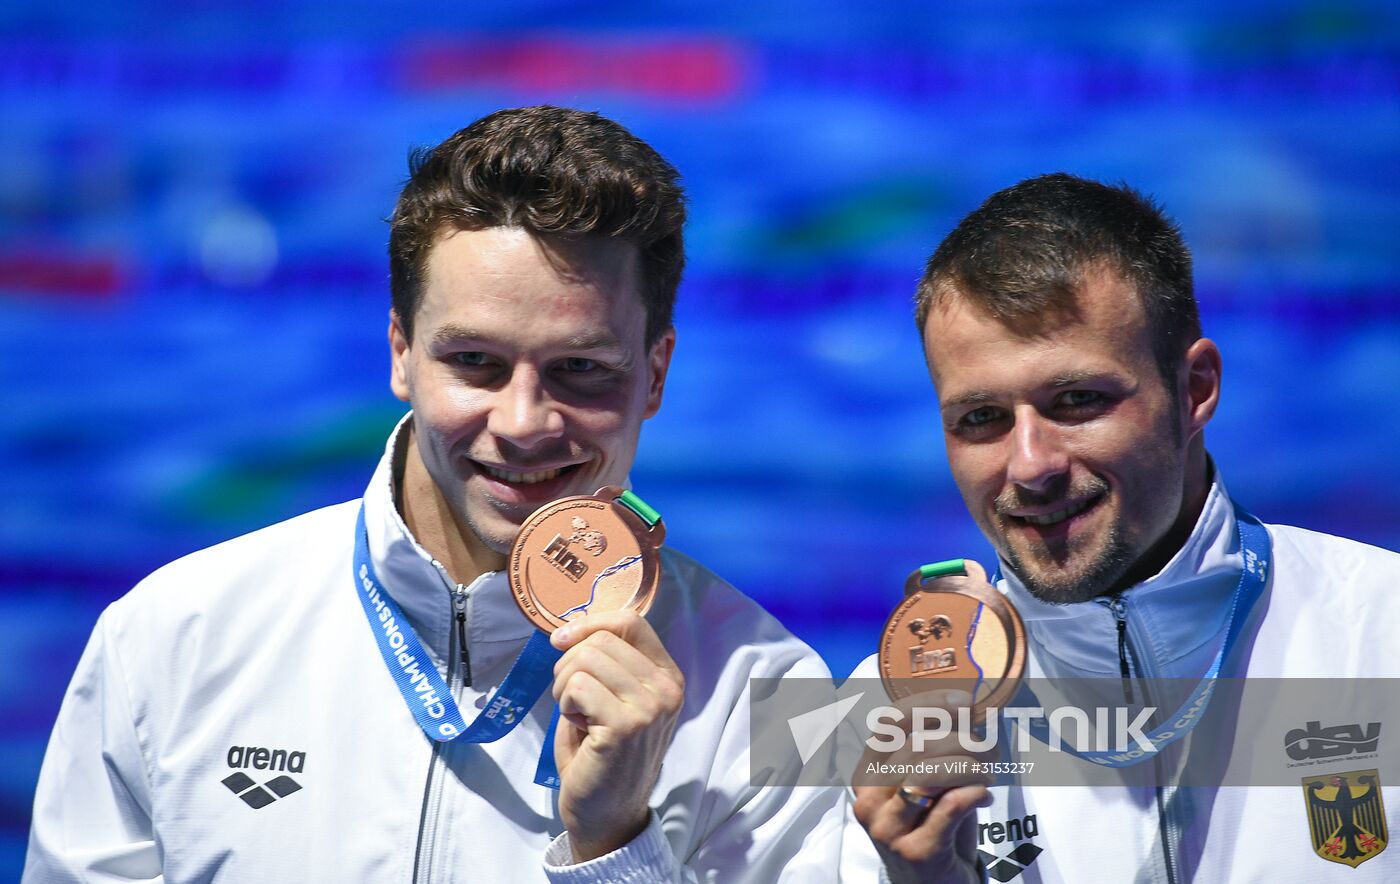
977, 813, 1043, 882
221, 744, 307, 809
227, 744, 306, 772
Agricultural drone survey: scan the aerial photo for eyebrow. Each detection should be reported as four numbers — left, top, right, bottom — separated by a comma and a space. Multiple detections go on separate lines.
1045, 370, 1112, 387
940, 390, 996, 410
430, 323, 486, 346
560, 331, 624, 351
940, 371, 1121, 409
429, 323, 625, 353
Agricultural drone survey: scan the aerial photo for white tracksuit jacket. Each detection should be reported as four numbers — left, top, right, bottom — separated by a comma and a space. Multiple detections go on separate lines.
25, 420, 844, 883
843, 474, 1400, 883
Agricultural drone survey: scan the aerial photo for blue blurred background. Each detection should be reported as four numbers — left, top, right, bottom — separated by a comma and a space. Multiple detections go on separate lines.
3, 1, 1399, 873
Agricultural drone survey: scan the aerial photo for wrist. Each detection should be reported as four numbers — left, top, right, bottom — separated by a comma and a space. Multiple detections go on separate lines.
568, 810, 650, 862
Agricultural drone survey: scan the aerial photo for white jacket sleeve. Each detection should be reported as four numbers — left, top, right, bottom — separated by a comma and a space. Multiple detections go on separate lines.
541, 777, 847, 884
539, 677, 849, 884
23, 609, 164, 882
679, 653, 847, 883
543, 791, 846, 884
542, 813, 694, 883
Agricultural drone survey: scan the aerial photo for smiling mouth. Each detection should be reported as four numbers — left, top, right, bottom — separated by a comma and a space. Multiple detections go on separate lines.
1012, 495, 1101, 527
480, 464, 561, 484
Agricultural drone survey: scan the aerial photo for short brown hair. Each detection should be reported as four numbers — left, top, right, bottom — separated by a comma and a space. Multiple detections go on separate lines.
915, 173, 1200, 386
389, 105, 686, 345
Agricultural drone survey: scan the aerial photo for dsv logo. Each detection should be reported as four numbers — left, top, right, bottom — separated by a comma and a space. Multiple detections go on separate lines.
1285, 720, 1380, 761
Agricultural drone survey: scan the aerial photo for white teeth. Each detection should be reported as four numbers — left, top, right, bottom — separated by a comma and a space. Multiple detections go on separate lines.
1024, 498, 1094, 526
482, 465, 562, 484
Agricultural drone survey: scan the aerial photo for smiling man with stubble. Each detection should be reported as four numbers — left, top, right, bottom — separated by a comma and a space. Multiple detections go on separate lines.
844, 173, 1400, 883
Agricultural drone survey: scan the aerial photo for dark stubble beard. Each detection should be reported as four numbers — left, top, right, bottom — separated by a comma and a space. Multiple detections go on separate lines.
1001, 516, 1137, 604
997, 374, 1187, 605
994, 477, 1136, 605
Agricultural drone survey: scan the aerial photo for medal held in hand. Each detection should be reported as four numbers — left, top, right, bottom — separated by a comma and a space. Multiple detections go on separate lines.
509, 485, 665, 632
878, 558, 1026, 720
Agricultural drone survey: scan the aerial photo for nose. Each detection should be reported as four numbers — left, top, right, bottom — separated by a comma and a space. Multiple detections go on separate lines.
1006, 406, 1069, 494
486, 366, 565, 451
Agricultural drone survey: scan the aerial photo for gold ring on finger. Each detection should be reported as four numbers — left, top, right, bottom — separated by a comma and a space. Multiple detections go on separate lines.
897, 786, 936, 810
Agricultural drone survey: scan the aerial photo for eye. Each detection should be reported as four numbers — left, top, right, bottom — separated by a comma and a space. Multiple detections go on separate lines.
560, 357, 598, 373
962, 406, 1002, 427
948, 405, 1007, 441
451, 352, 491, 368
1059, 389, 1103, 408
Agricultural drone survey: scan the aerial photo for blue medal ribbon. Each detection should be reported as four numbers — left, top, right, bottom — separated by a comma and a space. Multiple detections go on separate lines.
352, 504, 564, 787
998, 504, 1271, 767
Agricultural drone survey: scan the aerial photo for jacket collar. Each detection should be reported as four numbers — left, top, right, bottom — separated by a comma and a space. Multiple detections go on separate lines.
998, 469, 1244, 677
361, 413, 535, 661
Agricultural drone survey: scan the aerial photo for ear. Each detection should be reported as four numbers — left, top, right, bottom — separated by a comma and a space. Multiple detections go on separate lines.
1180, 337, 1221, 439
642, 329, 676, 419
389, 310, 412, 403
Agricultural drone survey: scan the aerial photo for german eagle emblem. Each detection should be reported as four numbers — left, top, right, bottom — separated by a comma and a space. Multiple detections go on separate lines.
1302, 769, 1388, 868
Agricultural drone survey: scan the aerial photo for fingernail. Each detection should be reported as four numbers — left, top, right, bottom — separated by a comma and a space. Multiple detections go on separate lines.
552, 626, 574, 647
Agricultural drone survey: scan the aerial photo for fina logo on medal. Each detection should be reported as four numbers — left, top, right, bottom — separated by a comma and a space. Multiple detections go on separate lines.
907, 614, 958, 675
1301, 769, 1388, 868
539, 517, 607, 582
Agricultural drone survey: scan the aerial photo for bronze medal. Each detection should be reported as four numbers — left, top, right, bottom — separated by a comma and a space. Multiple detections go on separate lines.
508, 485, 665, 632
878, 559, 1026, 720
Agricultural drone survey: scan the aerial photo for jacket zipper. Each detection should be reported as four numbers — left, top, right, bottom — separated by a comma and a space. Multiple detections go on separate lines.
1105, 595, 1135, 704
1155, 759, 1182, 884
454, 585, 473, 688
412, 581, 474, 883
1100, 594, 1180, 884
